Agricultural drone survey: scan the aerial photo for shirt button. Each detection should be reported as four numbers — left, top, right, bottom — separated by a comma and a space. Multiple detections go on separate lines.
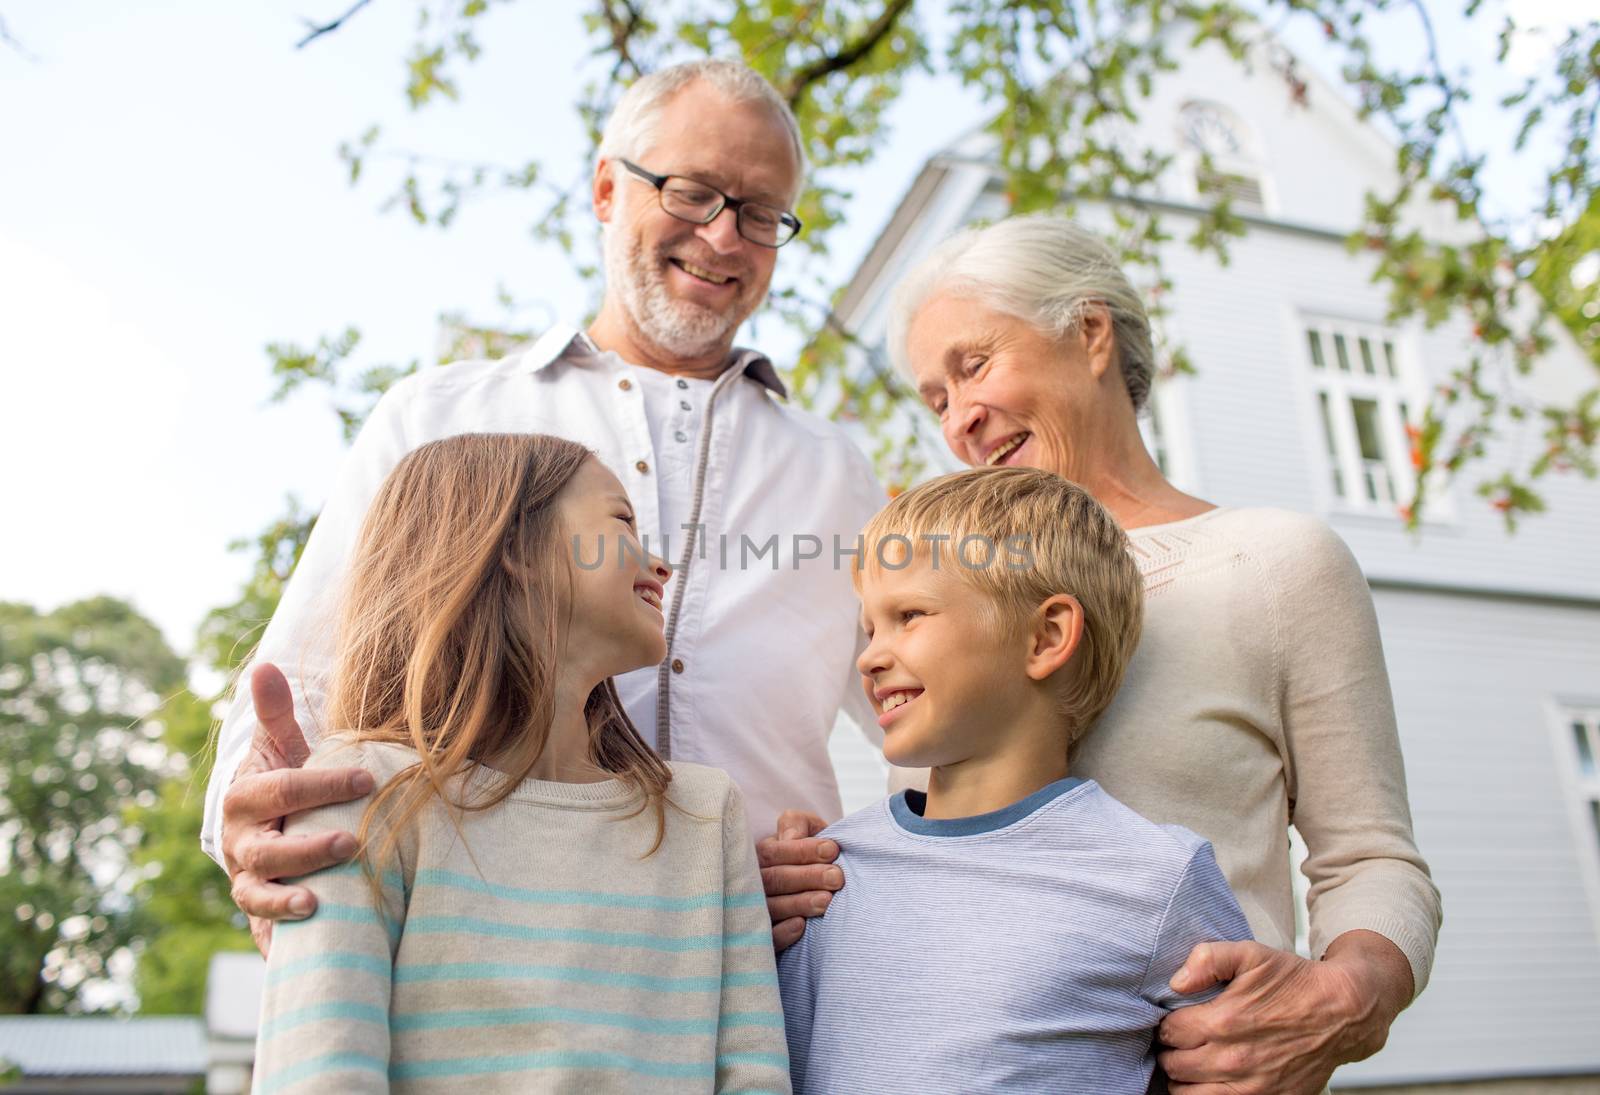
634, 460, 650, 474
674, 430, 688, 443
671, 658, 685, 674
675, 379, 688, 390
618, 378, 633, 391
679, 400, 692, 412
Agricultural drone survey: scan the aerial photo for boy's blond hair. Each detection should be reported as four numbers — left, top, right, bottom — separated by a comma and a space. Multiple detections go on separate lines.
856, 467, 1144, 744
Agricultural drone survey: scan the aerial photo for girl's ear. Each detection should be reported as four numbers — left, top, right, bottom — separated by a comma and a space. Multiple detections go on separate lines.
1024, 593, 1084, 682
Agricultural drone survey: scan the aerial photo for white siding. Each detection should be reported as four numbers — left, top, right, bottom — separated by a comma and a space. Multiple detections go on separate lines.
1336, 588, 1600, 1085
1151, 218, 1600, 600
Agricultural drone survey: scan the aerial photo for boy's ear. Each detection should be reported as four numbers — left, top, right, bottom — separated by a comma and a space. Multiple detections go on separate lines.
1024, 594, 1084, 682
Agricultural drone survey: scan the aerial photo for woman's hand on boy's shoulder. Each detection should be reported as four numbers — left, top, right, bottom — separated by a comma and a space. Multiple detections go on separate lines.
221, 663, 374, 957
756, 809, 844, 952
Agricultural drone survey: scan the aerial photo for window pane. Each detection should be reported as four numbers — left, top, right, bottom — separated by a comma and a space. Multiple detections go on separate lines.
1351, 398, 1391, 503
1383, 341, 1399, 378
1318, 391, 1344, 498
1359, 338, 1377, 375
1576, 721, 1597, 778
1334, 334, 1352, 371
1351, 398, 1386, 461
1307, 331, 1326, 369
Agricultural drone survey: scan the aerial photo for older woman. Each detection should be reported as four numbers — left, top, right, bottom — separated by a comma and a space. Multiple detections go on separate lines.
880, 213, 1442, 1092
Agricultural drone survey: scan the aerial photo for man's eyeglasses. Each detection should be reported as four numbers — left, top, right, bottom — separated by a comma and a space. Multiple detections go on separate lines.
619, 159, 803, 249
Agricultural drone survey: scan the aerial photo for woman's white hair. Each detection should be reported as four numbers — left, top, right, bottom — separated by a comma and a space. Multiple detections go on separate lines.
888, 214, 1156, 411
597, 59, 807, 200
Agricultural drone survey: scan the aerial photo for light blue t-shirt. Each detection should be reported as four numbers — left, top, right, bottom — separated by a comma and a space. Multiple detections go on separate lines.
777, 777, 1253, 1095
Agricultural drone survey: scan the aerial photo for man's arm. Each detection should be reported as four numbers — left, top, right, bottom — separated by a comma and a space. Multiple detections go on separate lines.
206, 379, 415, 949
757, 811, 841, 953
759, 627, 927, 952
223, 665, 373, 953
757, 636, 879, 953
757, 452, 912, 952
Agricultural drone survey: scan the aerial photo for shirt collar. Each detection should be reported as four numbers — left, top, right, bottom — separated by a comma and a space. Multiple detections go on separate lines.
524, 323, 788, 400
890, 777, 1087, 838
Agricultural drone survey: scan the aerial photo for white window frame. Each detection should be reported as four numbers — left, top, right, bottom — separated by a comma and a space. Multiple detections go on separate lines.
1297, 315, 1449, 521
1548, 701, 1600, 944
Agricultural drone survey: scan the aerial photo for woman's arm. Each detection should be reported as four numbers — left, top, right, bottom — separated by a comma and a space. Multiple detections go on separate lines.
1158, 513, 1440, 1095
1156, 933, 1412, 1094
1273, 516, 1440, 995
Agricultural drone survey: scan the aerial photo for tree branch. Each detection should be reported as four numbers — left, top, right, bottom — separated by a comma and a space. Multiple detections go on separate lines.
598, 0, 645, 81
783, 0, 916, 110
1405, 0, 1474, 170
297, 0, 376, 49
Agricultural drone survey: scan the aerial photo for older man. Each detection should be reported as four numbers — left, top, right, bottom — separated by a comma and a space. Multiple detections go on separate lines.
207, 59, 870, 952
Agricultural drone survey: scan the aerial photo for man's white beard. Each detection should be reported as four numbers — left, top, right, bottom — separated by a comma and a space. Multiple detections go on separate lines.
604, 225, 746, 361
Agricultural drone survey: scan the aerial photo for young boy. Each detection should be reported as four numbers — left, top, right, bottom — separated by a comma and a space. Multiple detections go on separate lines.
778, 467, 1252, 1094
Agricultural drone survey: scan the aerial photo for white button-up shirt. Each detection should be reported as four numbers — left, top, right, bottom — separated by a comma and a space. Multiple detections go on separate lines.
202, 325, 889, 856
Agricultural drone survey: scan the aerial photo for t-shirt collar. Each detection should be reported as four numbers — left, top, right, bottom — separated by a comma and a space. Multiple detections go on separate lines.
890, 777, 1086, 837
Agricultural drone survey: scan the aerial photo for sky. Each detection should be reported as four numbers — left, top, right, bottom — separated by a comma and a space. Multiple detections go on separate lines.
0, 0, 1574, 659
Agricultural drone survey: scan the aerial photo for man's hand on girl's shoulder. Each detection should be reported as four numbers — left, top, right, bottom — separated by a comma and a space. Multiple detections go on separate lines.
221, 663, 373, 955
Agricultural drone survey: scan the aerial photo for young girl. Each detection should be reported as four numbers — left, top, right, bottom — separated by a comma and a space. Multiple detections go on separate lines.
252, 433, 789, 1094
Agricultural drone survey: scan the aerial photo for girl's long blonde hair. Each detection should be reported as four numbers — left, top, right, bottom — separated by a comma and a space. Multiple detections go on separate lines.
328, 433, 671, 889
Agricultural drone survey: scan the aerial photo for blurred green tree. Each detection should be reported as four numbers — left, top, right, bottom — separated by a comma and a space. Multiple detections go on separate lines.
125, 687, 254, 1015
0, 598, 183, 1014
121, 511, 316, 1013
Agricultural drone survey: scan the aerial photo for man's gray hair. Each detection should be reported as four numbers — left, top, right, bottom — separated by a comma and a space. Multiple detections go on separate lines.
597, 59, 807, 199
888, 214, 1156, 412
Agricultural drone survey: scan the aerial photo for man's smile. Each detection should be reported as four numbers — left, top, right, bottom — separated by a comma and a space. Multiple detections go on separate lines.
670, 258, 738, 286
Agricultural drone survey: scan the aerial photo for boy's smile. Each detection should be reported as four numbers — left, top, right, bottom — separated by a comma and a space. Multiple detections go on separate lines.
872, 684, 925, 729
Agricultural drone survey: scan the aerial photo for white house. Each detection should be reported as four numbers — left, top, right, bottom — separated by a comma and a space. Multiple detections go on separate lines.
821, 30, 1600, 1094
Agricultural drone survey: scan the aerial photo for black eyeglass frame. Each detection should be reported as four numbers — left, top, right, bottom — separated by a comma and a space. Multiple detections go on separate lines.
618, 159, 803, 249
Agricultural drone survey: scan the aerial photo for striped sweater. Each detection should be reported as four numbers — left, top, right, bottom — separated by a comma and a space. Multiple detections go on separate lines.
253, 739, 790, 1094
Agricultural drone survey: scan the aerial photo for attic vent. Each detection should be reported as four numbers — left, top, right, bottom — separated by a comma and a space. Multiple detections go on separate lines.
1177, 100, 1271, 216
1196, 167, 1265, 213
